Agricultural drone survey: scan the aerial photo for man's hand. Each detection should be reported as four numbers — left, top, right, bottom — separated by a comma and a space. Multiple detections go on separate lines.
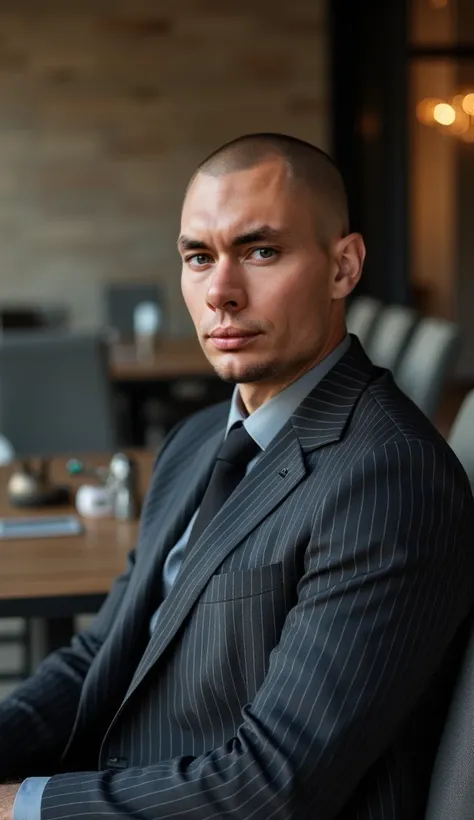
0, 784, 19, 820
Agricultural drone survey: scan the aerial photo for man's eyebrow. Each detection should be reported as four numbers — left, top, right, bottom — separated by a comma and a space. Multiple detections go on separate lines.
177, 225, 286, 253
231, 226, 286, 247
177, 236, 210, 252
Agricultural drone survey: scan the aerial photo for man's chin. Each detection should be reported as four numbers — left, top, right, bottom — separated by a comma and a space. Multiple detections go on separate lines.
210, 357, 280, 385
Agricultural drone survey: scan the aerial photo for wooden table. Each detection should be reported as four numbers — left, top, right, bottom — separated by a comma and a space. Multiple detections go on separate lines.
109, 338, 214, 382
0, 451, 155, 659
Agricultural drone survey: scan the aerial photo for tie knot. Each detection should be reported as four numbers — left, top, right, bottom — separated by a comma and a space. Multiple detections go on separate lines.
218, 422, 260, 468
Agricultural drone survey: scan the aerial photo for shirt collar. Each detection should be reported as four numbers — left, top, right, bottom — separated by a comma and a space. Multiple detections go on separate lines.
226, 335, 351, 450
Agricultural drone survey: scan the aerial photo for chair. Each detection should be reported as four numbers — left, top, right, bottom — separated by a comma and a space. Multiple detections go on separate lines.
424, 392, 474, 816
104, 283, 164, 341
447, 389, 474, 489
394, 318, 461, 421
346, 296, 382, 348
426, 378, 474, 815
366, 304, 418, 372
424, 614, 474, 820
0, 331, 117, 456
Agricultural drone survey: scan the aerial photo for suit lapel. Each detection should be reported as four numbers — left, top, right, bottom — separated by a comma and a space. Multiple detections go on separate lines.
291, 335, 376, 453
118, 336, 377, 705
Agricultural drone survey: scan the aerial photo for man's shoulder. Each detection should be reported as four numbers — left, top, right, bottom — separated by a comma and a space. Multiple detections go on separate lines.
365, 371, 445, 445
356, 370, 468, 482
329, 337, 448, 452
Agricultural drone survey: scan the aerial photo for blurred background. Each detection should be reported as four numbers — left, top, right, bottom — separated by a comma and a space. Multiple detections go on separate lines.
0, 0, 473, 695
334, 0, 474, 383
0, 0, 328, 335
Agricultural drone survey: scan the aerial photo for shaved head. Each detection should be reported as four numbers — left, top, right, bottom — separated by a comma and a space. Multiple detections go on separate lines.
187, 133, 349, 249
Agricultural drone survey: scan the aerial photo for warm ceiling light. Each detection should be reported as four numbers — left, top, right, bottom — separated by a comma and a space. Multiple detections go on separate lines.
430, 0, 449, 8
433, 103, 456, 125
461, 93, 474, 116
417, 92, 474, 141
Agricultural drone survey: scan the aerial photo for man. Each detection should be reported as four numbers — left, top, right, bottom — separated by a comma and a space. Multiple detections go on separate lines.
0, 133, 472, 820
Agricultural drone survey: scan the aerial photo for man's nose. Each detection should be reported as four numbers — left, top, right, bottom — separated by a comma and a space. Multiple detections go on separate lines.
206, 259, 248, 313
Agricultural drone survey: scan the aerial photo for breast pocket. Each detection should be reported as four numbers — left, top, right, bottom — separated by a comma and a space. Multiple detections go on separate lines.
200, 562, 284, 603
193, 562, 286, 703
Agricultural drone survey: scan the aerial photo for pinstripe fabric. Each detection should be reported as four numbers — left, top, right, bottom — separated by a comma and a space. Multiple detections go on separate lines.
1, 338, 473, 820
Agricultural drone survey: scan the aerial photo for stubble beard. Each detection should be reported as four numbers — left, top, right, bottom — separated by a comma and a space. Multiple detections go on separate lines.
211, 357, 282, 385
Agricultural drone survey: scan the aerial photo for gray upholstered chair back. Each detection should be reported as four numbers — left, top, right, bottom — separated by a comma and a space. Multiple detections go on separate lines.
346, 296, 381, 348
366, 304, 418, 372
0, 331, 116, 457
448, 389, 474, 489
395, 317, 460, 420
424, 616, 474, 820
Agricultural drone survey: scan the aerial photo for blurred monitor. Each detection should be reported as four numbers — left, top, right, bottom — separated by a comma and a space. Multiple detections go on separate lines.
0, 332, 116, 458
0, 307, 45, 332
0, 305, 69, 333
104, 283, 164, 341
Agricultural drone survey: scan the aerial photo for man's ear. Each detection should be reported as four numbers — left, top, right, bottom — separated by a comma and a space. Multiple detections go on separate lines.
332, 233, 366, 299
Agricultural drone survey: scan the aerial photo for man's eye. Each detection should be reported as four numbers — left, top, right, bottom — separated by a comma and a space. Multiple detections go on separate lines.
188, 254, 211, 266
251, 247, 277, 261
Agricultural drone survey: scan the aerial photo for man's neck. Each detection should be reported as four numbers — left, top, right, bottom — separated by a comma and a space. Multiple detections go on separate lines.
239, 330, 347, 414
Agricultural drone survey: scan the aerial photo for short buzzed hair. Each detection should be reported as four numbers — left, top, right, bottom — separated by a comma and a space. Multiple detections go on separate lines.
188, 133, 350, 248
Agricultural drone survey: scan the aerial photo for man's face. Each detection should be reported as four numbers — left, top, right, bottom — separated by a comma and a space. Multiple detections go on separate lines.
179, 157, 342, 397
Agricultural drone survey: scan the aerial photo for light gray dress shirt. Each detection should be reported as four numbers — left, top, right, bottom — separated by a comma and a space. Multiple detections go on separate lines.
13, 335, 350, 820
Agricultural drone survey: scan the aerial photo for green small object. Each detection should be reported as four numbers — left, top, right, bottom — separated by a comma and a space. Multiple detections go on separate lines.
66, 458, 84, 476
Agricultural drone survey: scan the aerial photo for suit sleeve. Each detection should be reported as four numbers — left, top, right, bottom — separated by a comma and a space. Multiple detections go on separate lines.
0, 420, 189, 781
39, 437, 474, 820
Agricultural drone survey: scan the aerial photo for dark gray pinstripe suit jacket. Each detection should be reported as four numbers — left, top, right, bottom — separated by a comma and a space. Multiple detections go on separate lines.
1, 338, 473, 820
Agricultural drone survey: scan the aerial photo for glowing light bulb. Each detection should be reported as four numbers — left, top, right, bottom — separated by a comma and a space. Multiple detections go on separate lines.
461, 93, 474, 116
433, 103, 456, 126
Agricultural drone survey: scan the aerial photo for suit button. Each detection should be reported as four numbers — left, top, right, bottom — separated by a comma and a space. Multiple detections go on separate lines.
106, 756, 128, 769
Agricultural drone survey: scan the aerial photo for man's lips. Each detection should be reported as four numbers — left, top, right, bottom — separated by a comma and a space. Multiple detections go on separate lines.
207, 328, 261, 350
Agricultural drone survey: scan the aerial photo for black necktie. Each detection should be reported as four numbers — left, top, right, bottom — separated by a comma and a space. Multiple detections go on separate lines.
186, 422, 260, 551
